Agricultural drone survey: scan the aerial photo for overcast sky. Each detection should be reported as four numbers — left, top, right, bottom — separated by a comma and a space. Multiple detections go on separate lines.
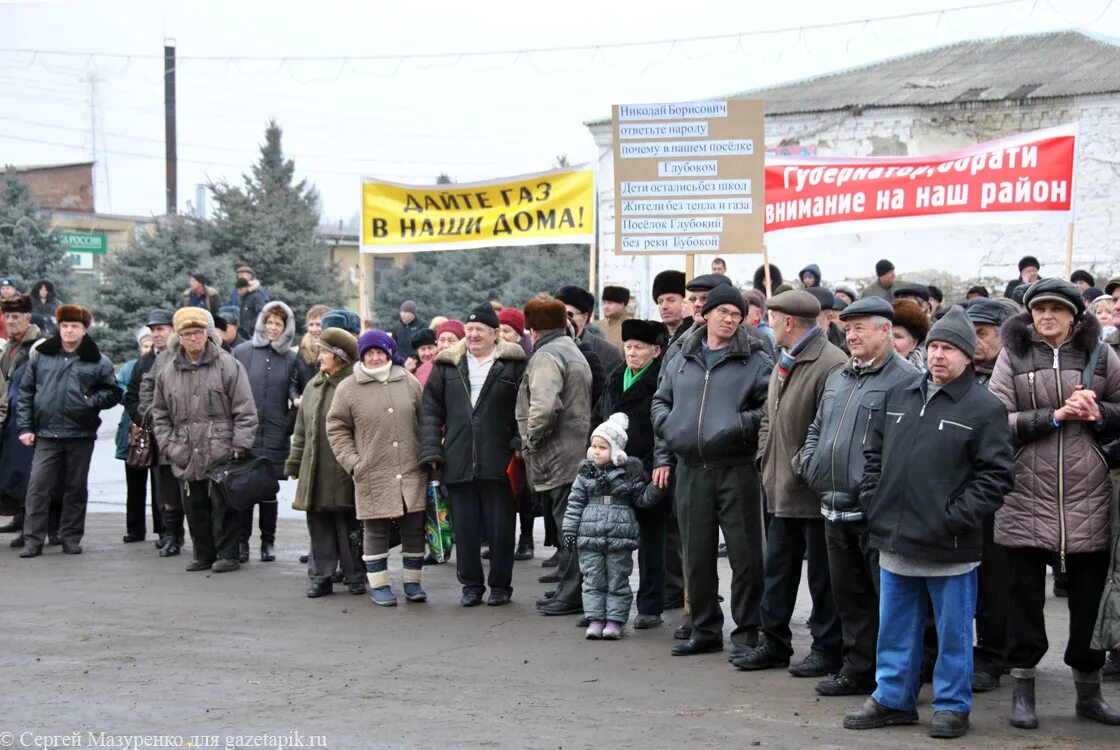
1, 0, 1118, 225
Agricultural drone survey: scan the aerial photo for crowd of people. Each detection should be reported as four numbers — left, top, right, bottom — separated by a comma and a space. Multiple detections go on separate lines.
1, 255, 1119, 739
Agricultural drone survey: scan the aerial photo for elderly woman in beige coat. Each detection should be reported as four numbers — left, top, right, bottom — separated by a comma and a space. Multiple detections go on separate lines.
326, 330, 427, 607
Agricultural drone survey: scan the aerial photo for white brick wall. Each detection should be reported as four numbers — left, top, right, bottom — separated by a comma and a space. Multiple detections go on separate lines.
590, 95, 1120, 317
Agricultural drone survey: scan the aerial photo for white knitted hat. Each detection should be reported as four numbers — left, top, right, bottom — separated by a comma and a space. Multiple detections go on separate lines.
588, 412, 630, 467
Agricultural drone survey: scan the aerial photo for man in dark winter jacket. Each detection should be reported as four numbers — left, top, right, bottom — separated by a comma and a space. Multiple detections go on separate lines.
420, 304, 526, 607
235, 277, 267, 334
555, 285, 623, 376
800, 296, 919, 697
227, 265, 270, 309
734, 291, 846, 675
652, 284, 772, 659
179, 274, 220, 316
389, 300, 428, 360
844, 307, 1014, 739
18, 305, 120, 557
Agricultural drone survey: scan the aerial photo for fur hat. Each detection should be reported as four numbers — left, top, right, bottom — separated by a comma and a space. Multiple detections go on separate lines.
357, 329, 403, 365
0, 294, 32, 314
589, 412, 630, 467
652, 270, 686, 302
1070, 269, 1095, 287
927, 305, 976, 360
172, 306, 209, 333
466, 304, 500, 329
621, 319, 668, 346
56, 304, 92, 329
523, 299, 567, 332
753, 264, 783, 294
967, 285, 990, 298
411, 328, 437, 350
875, 259, 895, 278
892, 299, 929, 344
602, 285, 631, 305
317, 327, 358, 364
1018, 255, 1040, 273
321, 309, 361, 336
498, 307, 525, 334
554, 285, 595, 315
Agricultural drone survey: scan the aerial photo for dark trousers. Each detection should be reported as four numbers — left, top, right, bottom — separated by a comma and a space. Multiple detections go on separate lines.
447, 480, 516, 594
152, 464, 180, 538
973, 514, 1009, 676
665, 500, 685, 604
182, 478, 240, 563
760, 516, 841, 660
516, 486, 534, 540
124, 465, 159, 538
23, 438, 95, 547
540, 484, 581, 605
240, 498, 278, 545
825, 518, 881, 684
362, 511, 424, 556
676, 462, 764, 646
1003, 546, 1111, 674
306, 510, 363, 585
635, 492, 671, 616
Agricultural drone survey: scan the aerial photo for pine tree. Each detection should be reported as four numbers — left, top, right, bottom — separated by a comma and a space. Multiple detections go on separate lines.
96, 214, 229, 361
373, 244, 588, 325
209, 120, 341, 323
0, 170, 72, 299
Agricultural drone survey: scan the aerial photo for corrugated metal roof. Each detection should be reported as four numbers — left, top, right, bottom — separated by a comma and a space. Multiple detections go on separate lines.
586, 31, 1120, 125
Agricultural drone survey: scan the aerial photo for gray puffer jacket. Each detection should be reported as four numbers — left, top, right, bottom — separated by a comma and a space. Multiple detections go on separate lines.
561, 458, 658, 552
989, 311, 1120, 556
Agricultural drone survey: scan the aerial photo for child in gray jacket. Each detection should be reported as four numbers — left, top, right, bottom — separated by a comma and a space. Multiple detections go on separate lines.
563, 413, 661, 640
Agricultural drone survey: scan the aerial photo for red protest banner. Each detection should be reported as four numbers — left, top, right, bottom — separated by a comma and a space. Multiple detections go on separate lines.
764, 124, 1077, 238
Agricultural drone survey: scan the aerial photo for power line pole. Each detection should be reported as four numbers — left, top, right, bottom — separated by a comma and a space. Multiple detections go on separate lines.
164, 39, 177, 215
80, 71, 105, 210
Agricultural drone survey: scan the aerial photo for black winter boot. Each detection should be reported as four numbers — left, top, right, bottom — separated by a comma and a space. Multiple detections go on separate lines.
514, 533, 534, 560
159, 507, 184, 557
1009, 674, 1038, 729
0, 512, 23, 533
1075, 674, 1120, 725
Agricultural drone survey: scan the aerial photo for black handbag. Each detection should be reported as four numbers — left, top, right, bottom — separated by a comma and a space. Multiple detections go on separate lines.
205, 453, 280, 512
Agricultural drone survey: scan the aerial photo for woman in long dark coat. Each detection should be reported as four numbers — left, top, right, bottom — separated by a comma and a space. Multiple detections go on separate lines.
285, 327, 363, 597
595, 319, 669, 629
232, 300, 299, 563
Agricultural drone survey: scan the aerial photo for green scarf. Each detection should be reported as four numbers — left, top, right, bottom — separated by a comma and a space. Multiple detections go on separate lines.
622, 360, 654, 392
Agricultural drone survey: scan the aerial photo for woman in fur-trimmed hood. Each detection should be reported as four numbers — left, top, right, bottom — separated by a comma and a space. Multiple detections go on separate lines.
231, 300, 300, 562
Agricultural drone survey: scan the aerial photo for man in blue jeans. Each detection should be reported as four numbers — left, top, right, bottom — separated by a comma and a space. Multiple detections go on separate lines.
843, 307, 1014, 739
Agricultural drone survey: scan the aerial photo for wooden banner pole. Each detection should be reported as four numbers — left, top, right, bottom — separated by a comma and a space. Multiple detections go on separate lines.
685, 253, 695, 283
762, 245, 772, 297
588, 241, 598, 300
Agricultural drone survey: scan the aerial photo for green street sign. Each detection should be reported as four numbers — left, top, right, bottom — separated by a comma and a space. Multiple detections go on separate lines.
59, 231, 107, 254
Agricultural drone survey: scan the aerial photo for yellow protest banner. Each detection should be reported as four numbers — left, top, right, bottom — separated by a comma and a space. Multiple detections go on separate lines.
361, 166, 595, 253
